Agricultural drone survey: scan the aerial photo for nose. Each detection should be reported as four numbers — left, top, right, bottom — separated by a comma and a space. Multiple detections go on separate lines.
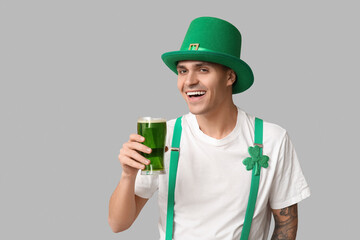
184, 71, 198, 86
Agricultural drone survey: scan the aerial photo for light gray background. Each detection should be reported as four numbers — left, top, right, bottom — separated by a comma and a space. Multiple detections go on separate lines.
1, 0, 359, 239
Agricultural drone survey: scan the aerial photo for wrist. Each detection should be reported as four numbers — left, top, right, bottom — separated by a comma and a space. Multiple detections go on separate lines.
120, 171, 138, 181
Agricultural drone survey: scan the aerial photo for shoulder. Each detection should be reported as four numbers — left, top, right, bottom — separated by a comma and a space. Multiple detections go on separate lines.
167, 112, 192, 129
166, 116, 182, 132
239, 108, 288, 145
165, 113, 192, 144
259, 118, 295, 158
263, 120, 288, 141
167, 118, 177, 129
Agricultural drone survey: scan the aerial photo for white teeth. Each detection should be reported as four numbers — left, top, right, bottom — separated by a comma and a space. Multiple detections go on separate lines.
186, 91, 206, 96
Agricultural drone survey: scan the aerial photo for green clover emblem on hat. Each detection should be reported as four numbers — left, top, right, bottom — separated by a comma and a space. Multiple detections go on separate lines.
243, 145, 269, 176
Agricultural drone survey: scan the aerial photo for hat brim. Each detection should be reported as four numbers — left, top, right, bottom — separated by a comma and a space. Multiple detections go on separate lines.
161, 50, 254, 94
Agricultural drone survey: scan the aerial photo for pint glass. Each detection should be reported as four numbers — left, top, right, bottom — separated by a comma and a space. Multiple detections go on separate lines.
137, 117, 167, 175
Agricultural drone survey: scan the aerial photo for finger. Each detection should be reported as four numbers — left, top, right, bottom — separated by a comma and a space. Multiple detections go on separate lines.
127, 150, 150, 165
124, 141, 152, 154
120, 144, 150, 165
129, 134, 145, 143
121, 155, 146, 170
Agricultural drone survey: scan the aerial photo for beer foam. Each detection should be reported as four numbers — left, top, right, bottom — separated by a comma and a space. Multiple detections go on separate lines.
137, 117, 166, 123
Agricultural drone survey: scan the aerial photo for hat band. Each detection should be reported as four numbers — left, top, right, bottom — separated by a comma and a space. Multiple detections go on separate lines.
186, 45, 239, 59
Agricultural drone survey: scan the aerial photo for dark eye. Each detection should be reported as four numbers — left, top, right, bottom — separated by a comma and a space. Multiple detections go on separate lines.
200, 68, 208, 72
178, 69, 187, 74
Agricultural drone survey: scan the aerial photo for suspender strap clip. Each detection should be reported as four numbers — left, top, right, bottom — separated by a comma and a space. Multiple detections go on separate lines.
170, 147, 180, 152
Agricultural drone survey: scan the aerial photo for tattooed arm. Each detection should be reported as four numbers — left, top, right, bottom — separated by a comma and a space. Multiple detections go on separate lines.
271, 204, 298, 240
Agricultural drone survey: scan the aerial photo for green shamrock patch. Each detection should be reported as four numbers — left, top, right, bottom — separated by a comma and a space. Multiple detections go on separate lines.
243, 145, 269, 176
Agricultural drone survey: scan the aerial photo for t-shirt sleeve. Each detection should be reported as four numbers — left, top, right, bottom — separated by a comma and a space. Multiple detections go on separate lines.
134, 170, 159, 199
269, 132, 311, 209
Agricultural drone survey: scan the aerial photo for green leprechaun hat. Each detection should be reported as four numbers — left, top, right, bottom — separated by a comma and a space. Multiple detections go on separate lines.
161, 16, 254, 94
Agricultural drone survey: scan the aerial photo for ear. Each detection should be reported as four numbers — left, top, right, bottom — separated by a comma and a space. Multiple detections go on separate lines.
226, 69, 236, 87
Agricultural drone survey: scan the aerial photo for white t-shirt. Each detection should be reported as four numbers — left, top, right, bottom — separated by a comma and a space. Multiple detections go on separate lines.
135, 108, 310, 240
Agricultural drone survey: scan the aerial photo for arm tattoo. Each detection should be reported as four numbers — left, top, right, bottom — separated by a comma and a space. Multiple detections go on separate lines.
271, 204, 298, 240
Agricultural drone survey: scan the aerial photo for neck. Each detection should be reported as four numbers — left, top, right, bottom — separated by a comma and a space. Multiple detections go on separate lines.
195, 103, 238, 140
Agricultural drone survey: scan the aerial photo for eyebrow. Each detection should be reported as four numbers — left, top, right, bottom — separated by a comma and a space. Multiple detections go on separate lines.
176, 64, 186, 69
176, 62, 211, 69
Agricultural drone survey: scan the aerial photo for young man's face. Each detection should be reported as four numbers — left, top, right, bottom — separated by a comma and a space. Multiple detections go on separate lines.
176, 60, 235, 116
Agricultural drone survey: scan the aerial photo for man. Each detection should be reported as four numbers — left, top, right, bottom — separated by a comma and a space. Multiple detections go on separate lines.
108, 16, 310, 240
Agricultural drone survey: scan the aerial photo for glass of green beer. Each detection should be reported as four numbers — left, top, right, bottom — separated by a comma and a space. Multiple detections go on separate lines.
137, 117, 167, 175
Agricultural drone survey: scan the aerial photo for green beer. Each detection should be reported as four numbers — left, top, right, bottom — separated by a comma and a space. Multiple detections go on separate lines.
137, 117, 167, 175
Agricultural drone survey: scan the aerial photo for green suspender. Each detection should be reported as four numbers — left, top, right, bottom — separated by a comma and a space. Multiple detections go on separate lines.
240, 117, 264, 240
165, 117, 266, 240
165, 117, 182, 240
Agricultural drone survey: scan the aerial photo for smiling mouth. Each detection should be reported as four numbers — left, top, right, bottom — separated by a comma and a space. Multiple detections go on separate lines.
186, 91, 206, 98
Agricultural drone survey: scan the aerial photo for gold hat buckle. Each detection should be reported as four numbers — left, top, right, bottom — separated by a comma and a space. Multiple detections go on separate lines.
188, 43, 199, 50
